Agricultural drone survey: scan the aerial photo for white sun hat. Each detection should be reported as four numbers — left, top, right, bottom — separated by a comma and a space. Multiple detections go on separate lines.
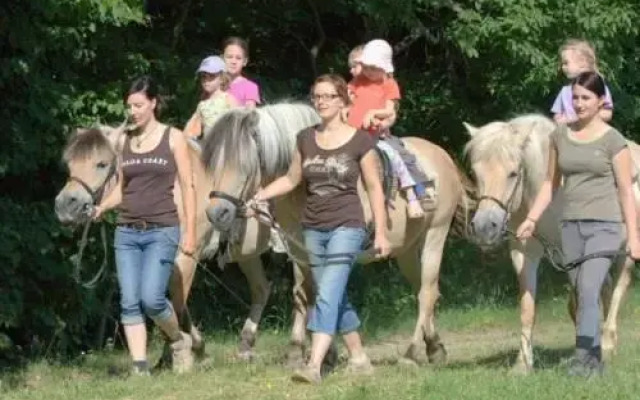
359, 39, 394, 73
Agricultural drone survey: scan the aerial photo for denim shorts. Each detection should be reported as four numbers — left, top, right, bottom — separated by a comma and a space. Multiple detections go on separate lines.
303, 226, 366, 335
114, 225, 180, 325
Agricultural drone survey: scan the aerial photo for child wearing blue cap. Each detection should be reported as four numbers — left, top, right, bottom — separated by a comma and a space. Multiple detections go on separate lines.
184, 55, 238, 139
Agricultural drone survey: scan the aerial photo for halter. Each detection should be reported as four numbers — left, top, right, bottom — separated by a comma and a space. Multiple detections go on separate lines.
68, 161, 118, 207
472, 129, 632, 272
476, 164, 524, 220
66, 160, 117, 289
208, 129, 263, 215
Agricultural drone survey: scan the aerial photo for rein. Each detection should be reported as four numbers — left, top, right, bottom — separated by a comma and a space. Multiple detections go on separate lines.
473, 166, 631, 272
67, 162, 117, 289
208, 191, 380, 264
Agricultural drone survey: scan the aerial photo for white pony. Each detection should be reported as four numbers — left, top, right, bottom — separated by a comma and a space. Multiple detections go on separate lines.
463, 114, 640, 373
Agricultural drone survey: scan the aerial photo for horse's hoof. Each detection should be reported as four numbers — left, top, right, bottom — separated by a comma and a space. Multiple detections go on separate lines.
509, 363, 533, 376
191, 328, 206, 360
601, 347, 615, 362
153, 343, 173, 371
321, 343, 339, 376
398, 356, 420, 368
285, 345, 306, 370
427, 343, 447, 365
236, 350, 254, 362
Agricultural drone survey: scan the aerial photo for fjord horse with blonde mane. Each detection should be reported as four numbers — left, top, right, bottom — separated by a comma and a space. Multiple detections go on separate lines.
464, 114, 640, 373
54, 124, 293, 364
203, 102, 474, 366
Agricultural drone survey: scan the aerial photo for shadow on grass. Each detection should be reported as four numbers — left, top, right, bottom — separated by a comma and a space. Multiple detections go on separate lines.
441, 346, 575, 371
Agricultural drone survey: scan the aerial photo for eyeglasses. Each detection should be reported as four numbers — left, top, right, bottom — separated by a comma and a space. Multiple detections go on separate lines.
310, 93, 341, 102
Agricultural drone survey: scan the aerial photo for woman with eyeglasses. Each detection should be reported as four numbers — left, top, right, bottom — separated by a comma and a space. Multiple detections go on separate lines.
247, 74, 391, 384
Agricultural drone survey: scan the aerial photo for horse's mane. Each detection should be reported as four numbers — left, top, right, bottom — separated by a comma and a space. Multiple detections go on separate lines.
62, 128, 115, 162
464, 113, 557, 197
201, 101, 321, 179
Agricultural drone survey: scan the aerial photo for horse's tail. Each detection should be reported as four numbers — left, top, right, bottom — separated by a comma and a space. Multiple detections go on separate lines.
450, 160, 477, 238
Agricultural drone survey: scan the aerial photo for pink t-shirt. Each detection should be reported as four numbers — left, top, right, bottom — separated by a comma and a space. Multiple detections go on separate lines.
228, 76, 261, 106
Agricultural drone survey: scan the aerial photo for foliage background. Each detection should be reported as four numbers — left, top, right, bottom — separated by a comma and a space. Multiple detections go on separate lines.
1, 0, 639, 364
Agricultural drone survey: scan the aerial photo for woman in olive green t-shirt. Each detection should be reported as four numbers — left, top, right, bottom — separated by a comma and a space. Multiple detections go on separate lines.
517, 71, 640, 378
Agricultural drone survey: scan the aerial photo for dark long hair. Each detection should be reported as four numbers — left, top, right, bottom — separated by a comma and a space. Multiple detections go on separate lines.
125, 75, 165, 116
572, 71, 606, 97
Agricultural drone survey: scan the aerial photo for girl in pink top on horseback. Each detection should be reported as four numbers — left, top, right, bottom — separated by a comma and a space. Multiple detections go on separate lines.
222, 37, 262, 108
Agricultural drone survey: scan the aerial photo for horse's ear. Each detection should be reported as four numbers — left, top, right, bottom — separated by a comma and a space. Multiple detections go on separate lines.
244, 109, 260, 128
98, 122, 126, 148
463, 122, 479, 137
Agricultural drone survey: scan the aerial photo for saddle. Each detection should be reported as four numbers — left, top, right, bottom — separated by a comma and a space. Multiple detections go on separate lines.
358, 147, 397, 255
373, 146, 397, 204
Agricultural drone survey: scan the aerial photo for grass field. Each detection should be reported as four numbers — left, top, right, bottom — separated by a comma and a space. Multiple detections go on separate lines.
3, 290, 640, 400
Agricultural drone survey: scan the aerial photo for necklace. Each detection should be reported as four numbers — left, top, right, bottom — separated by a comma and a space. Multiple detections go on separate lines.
134, 123, 159, 148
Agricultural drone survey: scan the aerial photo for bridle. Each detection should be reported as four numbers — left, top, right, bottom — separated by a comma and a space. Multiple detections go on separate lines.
68, 160, 118, 209
208, 129, 263, 215
66, 159, 118, 289
476, 164, 525, 228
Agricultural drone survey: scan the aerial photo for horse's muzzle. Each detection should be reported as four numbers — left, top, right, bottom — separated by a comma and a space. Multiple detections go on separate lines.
206, 200, 237, 232
469, 208, 507, 248
54, 190, 91, 225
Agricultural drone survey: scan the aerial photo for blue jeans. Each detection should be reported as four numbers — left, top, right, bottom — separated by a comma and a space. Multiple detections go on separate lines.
114, 226, 180, 325
303, 227, 366, 335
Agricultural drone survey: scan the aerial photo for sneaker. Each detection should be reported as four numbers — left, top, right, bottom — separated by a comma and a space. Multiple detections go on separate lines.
292, 364, 322, 384
567, 350, 602, 378
130, 364, 151, 377
171, 332, 194, 374
346, 354, 374, 376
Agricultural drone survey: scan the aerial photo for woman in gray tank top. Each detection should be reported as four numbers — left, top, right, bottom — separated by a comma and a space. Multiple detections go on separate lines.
93, 76, 197, 375
517, 71, 640, 377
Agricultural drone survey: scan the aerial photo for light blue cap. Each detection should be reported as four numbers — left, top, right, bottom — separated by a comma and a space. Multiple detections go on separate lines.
197, 55, 226, 74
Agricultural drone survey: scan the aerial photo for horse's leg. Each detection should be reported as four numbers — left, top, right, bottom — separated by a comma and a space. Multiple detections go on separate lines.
395, 247, 422, 365
418, 225, 449, 365
601, 257, 634, 359
287, 260, 312, 369
236, 256, 272, 361
509, 241, 542, 375
396, 225, 449, 366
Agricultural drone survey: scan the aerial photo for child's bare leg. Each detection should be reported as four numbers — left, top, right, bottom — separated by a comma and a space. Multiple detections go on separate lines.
405, 187, 425, 219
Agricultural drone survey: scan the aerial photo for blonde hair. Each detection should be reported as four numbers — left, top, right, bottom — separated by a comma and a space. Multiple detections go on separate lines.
199, 71, 232, 100
559, 39, 599, 73
348, 44, 364, 63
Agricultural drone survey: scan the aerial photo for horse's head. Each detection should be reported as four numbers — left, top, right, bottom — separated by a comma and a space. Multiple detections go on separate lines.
54, 125, 123, 225
463, 115, 554, 248
201, 103, 321, 232
202, 109, 264, 232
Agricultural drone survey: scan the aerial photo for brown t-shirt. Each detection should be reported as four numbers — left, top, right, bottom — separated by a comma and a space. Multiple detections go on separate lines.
298, 127, 375, 229
117, 127, 179, 226
552, 124, 627, 222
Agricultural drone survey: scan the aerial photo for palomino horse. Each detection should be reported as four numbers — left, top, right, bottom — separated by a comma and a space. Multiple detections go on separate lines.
202, 102, 475, 366
464, 114, 640, 373
53, 125, 291, 363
